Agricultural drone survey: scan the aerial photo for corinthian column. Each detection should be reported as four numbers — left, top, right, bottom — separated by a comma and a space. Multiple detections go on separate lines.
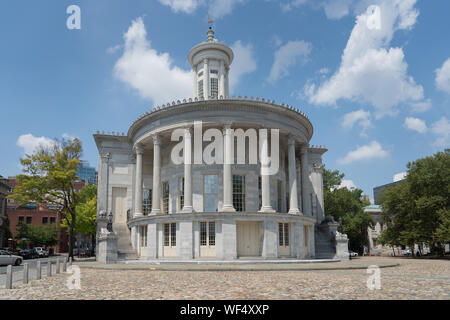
259, 129, 275, 213
288, 136, 300, 214
301, 146, 311, 216
134, 145, 144, 218
182, 127, 193, 213
151, 135, 161, 215
222, 124, 235, 212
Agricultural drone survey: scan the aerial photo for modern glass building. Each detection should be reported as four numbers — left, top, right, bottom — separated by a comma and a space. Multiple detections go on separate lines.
77, 160, 96, 185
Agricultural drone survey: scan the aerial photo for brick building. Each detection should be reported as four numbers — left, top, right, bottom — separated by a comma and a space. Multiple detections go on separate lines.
5, 177, 87, 253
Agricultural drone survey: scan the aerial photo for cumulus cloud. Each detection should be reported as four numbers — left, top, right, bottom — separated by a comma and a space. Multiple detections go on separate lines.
341, 109, 372, 136
229, 41, 257, 92
158, 0, 244, 18
337, 141, 388, 165
304, 0, 427, 119
431, 117, 450, 148
17, 134, 55, 155
114, 17, 193, 105
158, 0, 200, 14
281, 0, 354, 20
268, 40, 312, 83
403, 117, 427, 134
435, 58, 450, 94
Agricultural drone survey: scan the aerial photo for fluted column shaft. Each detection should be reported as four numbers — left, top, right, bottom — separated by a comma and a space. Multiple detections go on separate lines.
151, 135, 161, 215
288, 137, 300, 214
222, 124, 235, 212
134, 145, 144, 218
259, 129, 275, 213
203, 59, 209, 100
301, 146, 311, 216
182, 128, 193, 213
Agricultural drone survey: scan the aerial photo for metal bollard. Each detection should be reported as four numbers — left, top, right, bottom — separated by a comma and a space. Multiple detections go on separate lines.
56, 259, 60, 274
47, 261, 52, 277
23, 263, 29, 284
63, 259, 67, 272
36, 260, 41, 280
5, 265, 13, 289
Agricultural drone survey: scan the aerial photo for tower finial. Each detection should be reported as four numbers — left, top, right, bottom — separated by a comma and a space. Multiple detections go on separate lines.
207, 12, 215, 42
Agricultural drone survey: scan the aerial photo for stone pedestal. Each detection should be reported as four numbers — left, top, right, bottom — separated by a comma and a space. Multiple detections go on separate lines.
97, 228, 119, 264
334, 231, 350, 261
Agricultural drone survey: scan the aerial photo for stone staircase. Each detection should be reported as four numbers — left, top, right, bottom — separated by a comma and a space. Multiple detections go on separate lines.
114, 223, 138, 260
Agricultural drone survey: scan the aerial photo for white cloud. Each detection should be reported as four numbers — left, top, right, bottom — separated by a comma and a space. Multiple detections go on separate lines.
17, 134, 55, 155
158, 0, 244, 18
106, 45, 121, 54
393, 172, 407, 182
229, 41, 257, 92
158, 0, 201, 14
403, 117, 427, 134
410, 99, 431, 113
338, 179, 357, 190
435, 58, 450, 94
268, 40, 312, 83
304, 0, 426, 119
209, 0, 245, 19
281, 0, 353, 19
337, 141, 388, 165
341, 109, 372, 136
431, 117, 450, 148
114, 17, 193, 105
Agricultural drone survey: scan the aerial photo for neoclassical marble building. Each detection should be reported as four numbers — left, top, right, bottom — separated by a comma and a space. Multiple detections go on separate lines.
94, 28, 347, 261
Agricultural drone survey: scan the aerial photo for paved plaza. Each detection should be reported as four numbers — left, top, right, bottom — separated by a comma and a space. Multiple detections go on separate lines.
0, 257, 449, 300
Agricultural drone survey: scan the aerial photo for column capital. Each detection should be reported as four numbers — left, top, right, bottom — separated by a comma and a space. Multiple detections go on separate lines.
288, 135, 296, 146
222, 122, 233, 133
204, 58, 209, 64
135, 144, 144, 155
184, 126, 193, 136
152, 134, 161, 145
300, 144, 309, 154
100, 153, 110, 162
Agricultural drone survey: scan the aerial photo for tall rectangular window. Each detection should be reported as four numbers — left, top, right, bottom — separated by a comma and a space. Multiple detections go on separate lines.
233, 175, 245, 212
143, 189, 152, 216
277, 180, 283, 212
258, 176, 262, 209
139, 225, 148, 247
210, 78, 218, 98
164, 223, 176, 247
26, 217, 32, 224
279, 223, 290, 246
198, 80, 204, 98
204, 175, 218, 212
42, 217, 48, 224
178, 177, 184, 211
200, 221, 216, 247
162, 181, 170, 214
50, 217, 56, 224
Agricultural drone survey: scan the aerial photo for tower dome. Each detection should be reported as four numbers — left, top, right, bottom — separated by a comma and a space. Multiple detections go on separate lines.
188, 27, 234, 100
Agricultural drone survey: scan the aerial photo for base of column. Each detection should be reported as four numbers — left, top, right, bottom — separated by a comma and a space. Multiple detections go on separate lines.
222, 205, 236, 212
258, 206, 276, 213
133, 212, 144, 218
181, 206, 194, 213
288, 208, 301, 215
150, 209, 161, 215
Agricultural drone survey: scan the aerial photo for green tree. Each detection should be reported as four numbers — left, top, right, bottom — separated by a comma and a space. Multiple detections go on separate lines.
379, 149, 450, 256
8, 138, 82, 260
61, 185, 97, 250
323, 167, 373, 253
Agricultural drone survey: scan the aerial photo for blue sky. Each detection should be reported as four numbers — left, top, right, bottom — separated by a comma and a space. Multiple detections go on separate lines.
0, 0, 449, 201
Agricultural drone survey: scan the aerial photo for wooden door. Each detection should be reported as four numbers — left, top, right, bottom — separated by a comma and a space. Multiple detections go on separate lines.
237, 221, 261, 257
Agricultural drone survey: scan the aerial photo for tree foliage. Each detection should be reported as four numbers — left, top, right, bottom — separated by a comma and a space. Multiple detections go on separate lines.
323, 166, 373, 253
379, 149, 450, 255
15, 222, 59, 249
8, 138, 82, 259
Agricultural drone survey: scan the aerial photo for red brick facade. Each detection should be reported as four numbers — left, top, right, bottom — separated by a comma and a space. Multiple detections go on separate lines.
5, 178, 88, 253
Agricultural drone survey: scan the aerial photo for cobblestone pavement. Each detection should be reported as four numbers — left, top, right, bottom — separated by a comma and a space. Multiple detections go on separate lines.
0, 257, 449, 300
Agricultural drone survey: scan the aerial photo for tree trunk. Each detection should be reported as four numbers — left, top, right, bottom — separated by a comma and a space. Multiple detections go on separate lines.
392, 247, 396, 257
